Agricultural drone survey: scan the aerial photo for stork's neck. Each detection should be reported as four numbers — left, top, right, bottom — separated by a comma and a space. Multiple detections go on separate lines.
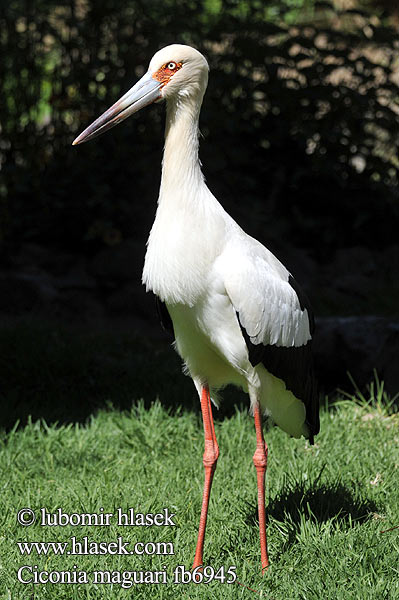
159, 94, 205, 202
144, 88, 230, 304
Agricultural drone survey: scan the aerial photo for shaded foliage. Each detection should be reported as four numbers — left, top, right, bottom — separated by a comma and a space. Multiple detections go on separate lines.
1, 0, 398, 260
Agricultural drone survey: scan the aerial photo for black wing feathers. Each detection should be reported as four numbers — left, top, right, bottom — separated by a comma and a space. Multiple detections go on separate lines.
238, 274, 319, 443
155, 295, 174, 335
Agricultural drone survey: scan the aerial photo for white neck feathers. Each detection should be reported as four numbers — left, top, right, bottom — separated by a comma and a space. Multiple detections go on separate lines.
142, 88, 228, 305
159, 92, 205, 203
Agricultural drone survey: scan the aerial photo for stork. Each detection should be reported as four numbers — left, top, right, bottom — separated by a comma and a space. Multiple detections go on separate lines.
73, 44, 319, 573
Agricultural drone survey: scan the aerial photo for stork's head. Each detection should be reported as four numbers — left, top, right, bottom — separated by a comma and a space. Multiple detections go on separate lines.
72, 44, 209, 145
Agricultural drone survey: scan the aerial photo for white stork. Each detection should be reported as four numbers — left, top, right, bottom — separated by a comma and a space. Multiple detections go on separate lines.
73, 44, 319, 573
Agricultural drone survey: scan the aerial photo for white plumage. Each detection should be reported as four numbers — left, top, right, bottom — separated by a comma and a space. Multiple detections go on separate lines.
73, 43, 319, 573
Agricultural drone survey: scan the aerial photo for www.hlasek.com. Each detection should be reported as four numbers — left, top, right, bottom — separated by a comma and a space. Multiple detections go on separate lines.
16, 507, 237, 587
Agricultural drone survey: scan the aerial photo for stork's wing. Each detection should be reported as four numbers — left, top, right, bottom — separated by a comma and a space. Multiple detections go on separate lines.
155, 295, 174, 335
221, 238, 319, 440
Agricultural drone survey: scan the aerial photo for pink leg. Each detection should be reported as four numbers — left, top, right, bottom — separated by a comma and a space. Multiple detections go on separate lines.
253, 402, 269, 573
192, 385, 219, 569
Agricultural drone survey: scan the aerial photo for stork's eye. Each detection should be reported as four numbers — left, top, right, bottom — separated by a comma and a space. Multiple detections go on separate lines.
153, 61, 182, 85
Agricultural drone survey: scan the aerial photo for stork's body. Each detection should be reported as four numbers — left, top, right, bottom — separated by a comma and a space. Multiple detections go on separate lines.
73, 44, 319, 572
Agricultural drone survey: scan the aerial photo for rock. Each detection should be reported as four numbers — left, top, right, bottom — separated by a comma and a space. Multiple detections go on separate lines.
54, 262, 97, 291
381, 244, 399, 281
89, 239, 144, 284
106, 282, 155, 318
9, 243, 50, 269
375, 322, 399, 397
312, 244, 399, 316
328, 246, 378, 278
0, 274, 42, 314
313, 316, 399, 397
0, 271, 58, 314
2, 238, 398, 398
51, 290, 104, 321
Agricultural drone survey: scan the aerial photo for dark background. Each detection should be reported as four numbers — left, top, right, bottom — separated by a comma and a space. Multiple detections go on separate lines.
1, 0, 398, 427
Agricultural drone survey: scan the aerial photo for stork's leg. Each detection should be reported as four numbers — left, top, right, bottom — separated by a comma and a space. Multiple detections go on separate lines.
192, 384, 219, 569
253, 401, 269, 573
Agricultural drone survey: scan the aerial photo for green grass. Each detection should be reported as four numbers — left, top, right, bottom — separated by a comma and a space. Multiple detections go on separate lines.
0, 320, 398, 599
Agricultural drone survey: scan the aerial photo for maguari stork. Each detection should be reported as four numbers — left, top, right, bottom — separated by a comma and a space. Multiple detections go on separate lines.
73, 44, 319, 572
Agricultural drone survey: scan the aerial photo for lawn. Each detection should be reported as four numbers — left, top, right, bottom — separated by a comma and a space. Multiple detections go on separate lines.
0, 320, 398, 599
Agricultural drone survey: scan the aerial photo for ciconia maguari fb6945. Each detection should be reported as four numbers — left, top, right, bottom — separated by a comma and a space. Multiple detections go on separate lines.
73, 44, 319, 573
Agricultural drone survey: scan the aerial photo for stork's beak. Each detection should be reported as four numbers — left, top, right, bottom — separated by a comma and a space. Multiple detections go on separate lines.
72, 71, 162, 145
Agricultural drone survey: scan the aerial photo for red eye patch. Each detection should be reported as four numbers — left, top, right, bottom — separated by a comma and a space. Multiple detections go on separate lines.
153, 62, 183, 86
